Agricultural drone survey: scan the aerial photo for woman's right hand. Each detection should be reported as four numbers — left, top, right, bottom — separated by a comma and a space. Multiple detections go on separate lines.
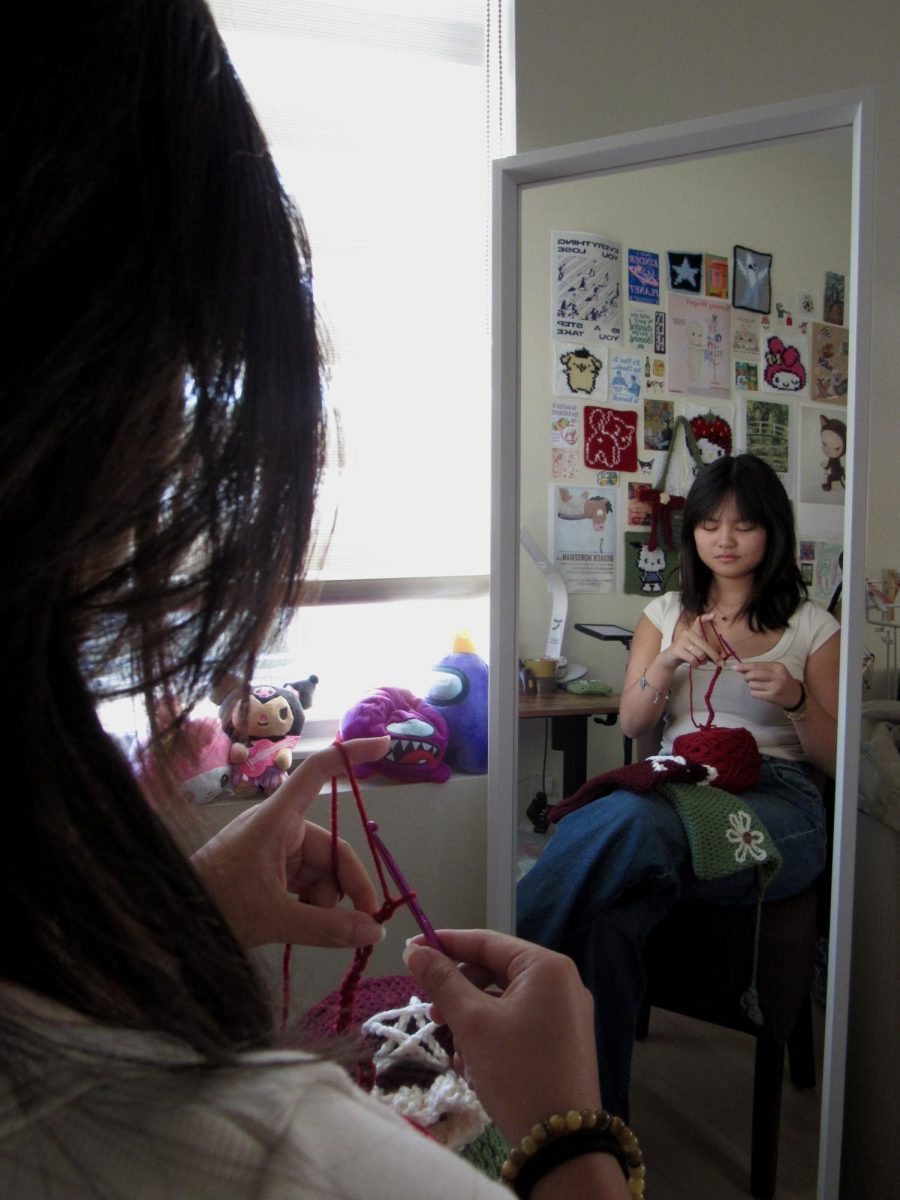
665, 610, 723, 667
403, 929, 603, 1144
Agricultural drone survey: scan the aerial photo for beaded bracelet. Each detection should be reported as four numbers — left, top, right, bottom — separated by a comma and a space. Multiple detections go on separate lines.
499, 1108, 646, 1198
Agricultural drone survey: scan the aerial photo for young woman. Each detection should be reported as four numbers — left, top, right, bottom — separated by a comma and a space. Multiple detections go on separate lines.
0, 3, 631, 1198
517, 453, 840, 1120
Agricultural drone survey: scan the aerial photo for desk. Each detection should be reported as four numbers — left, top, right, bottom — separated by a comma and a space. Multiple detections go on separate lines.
519, 690, 625, 800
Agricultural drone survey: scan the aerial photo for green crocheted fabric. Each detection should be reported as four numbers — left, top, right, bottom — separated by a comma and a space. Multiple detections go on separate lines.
658, 780, 782, 1024
657, 781, 781, 887
460, 1121, 509, 1179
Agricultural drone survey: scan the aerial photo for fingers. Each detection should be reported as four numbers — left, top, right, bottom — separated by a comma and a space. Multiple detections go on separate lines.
268, 894, 386, 949
291, 824, 379, 917
263, 736, 391, 821
402, 930, 603, 1143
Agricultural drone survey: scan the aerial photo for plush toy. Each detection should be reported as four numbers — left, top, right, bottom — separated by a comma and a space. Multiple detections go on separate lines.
426, 631, 488, 775
136, 713, 234, 811
219, 676, 318, 797
340, 686, 451, 783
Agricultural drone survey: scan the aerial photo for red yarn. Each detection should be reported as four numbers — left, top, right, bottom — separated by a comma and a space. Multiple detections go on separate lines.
280, 743, 411, 1047
678, 622, 762, 793
673, 726, 760, 794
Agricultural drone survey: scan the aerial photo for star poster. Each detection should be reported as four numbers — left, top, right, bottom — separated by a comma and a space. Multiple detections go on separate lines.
667, 251, 703, 293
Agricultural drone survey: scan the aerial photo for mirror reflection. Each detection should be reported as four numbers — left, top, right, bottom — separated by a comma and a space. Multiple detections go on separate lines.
513, 128, 852, 1198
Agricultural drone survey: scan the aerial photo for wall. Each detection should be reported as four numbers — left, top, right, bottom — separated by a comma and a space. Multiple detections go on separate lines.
513, 0, 898, 580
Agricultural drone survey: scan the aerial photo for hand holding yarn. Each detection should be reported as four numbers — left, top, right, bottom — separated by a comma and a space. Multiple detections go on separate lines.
732, 660, 803, 710
403, 928, 603, 1146
667, 611, 723, 667
191, 737, 391, 949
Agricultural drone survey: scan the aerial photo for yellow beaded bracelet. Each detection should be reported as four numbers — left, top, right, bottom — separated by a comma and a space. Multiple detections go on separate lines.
499, 1107, 646, 1198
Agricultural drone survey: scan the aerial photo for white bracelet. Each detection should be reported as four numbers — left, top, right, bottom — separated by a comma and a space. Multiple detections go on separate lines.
638, 667, 671, 706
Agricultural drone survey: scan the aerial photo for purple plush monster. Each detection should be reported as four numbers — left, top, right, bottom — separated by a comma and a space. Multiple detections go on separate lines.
427, 632, 488, 774
339, 686, 451, 783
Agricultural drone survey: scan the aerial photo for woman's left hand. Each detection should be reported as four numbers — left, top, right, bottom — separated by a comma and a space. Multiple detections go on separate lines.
191, 737, 391, 949
731, 661, 803, 710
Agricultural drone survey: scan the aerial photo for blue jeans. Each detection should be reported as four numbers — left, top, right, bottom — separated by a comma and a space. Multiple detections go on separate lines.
515, 757, 827, 1120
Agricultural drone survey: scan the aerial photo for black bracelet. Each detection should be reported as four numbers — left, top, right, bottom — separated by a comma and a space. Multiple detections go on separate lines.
782, 680, 806, 712
510, 1128, 629, 1199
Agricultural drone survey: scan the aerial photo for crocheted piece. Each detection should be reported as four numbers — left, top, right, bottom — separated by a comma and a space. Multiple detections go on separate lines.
362, 994, 450, 1078
548, 752, 782, 1025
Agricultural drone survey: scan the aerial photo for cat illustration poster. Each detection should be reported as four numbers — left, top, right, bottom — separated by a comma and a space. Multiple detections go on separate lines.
667, 294, 731, 399
799, 405, 846, 506
553, 231, 622, 343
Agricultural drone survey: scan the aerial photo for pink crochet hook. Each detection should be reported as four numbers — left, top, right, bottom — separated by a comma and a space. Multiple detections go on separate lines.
365, 821, 446, 953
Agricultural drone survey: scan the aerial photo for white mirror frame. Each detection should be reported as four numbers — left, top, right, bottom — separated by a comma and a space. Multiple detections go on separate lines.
488, 88, 874, 1197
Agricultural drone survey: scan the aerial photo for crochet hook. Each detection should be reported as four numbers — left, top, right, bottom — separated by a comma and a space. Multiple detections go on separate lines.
365, 821, 446, 953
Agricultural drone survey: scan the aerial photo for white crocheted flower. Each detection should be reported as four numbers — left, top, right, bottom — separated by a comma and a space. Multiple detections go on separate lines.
725, 809, 768, 865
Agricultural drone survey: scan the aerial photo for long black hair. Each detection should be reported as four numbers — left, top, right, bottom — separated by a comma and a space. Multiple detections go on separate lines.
0, 1, 324, 1054
679, 454, 807, 631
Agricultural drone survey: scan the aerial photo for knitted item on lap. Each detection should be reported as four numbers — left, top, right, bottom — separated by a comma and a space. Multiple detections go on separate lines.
548, 754, 782, 1024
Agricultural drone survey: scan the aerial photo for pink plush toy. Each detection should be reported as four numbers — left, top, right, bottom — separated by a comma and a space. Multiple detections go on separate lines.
136, 714, 234, 810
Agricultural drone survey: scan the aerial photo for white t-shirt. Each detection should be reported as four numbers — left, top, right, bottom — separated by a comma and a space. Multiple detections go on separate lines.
0, 989, 506, 1200
643, 592, 839, 760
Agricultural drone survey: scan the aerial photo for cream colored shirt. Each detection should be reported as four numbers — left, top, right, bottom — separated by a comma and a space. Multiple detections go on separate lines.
0, 986, 505, 1200
643, 592, 839, 760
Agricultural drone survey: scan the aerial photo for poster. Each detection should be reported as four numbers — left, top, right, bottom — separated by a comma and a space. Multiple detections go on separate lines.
735, 361, 758, 391
799, 405, 847, 504
732, 313, 760, 355
551, 399, 580, 448
810, 322, 849, 403
746, 398, 790, 477
823, 271, 845, 324
609, 353, 643, 405
553, 231, 622, 342
667, 294, 731, 399
643, 397, 674, 450
550, 484, 618, 593
704, 254, 729, 298
627, 249, 660, 304
627, 307, 655, 349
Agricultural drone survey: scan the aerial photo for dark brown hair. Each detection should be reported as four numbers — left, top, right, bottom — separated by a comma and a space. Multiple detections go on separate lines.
0, 0, 324, 1054
679, 454, 807, 631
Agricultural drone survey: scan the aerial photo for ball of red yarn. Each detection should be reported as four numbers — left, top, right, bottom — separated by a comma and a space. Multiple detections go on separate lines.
673, 726, 761, 794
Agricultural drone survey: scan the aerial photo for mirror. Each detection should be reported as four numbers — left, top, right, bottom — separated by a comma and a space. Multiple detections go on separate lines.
489, 91, 873, 1199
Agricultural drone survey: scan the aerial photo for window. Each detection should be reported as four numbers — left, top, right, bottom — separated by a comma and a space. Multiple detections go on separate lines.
209, 0, 503, 723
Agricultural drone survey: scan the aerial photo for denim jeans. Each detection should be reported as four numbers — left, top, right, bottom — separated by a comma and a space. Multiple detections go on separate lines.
515, 757, 827, 1120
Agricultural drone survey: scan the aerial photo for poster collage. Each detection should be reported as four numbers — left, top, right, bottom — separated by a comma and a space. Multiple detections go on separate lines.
548, 230, 847, 605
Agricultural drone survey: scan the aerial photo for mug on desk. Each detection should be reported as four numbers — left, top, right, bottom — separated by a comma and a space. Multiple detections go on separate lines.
524, 657, 559, 695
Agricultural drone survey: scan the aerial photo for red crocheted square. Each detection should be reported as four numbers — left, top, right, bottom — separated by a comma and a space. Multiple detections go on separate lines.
583, 405, 638, 472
